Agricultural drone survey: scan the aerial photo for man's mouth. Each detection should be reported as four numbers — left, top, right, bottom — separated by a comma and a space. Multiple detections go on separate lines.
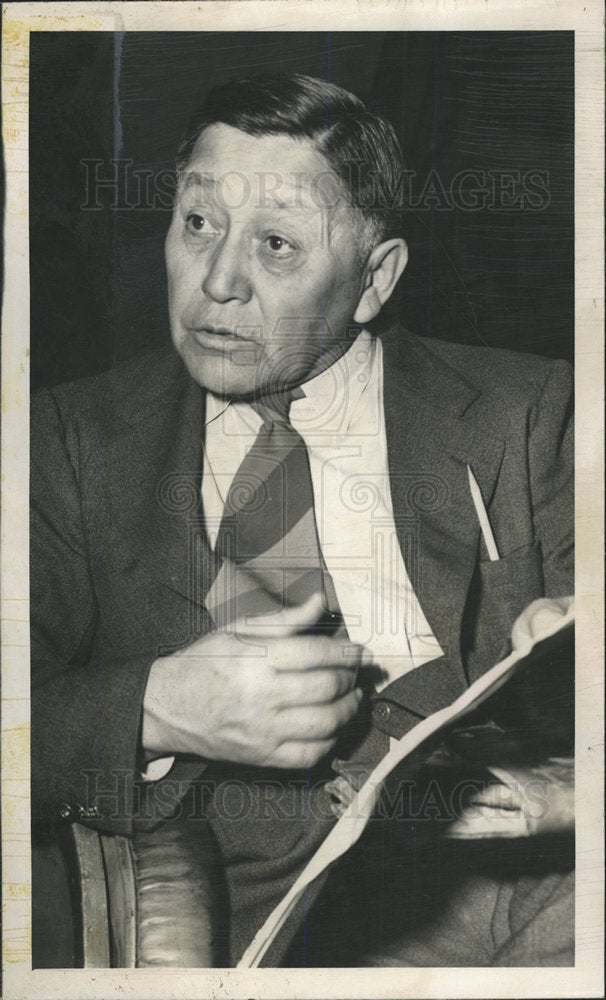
190, 326, 256, 355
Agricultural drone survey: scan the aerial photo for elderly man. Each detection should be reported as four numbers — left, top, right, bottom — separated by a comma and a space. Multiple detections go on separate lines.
31, 74, 573, 967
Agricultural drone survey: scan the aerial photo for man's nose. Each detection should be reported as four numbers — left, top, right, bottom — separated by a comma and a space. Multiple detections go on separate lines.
201, 231, 252, 304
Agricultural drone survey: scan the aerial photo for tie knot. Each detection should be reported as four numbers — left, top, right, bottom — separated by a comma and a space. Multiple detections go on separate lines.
250, 385, 305, 426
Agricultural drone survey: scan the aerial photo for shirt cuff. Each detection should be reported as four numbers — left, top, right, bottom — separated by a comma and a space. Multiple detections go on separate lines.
140, 755, 175, 782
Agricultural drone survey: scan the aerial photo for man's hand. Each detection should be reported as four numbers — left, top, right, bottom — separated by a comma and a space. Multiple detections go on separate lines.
511, 595, 574, 650
142, 594, 366, 770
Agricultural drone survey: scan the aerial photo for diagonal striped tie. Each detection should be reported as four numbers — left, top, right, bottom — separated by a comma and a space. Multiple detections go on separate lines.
201, 393, 366, 962
205, 389, 344, 634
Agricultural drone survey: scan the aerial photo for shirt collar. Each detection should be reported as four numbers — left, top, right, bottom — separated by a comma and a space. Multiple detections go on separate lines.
204, 329, 376, 436
289, 329, 375, 435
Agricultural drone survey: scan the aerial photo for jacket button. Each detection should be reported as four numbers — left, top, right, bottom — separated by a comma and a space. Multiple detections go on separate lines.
372, 702, 391, 724
58, 803, 75, 821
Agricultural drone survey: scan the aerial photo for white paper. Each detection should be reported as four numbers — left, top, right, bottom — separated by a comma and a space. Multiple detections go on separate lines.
238, 606, 575, 967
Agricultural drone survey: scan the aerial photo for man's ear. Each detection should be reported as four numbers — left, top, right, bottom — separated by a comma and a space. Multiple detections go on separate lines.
353, 238, 408, 326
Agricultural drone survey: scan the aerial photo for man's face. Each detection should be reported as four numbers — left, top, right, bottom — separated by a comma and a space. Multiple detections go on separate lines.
165, 123, 365, 397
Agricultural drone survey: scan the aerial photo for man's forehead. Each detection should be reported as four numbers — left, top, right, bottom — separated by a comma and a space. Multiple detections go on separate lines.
179, 165, 349, 219
180, 124, 347, 212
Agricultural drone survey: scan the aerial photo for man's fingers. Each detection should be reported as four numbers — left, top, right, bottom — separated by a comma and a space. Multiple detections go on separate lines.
511, 595, 574, 650
271, 634, 367, 673
465, 782, 520, 811
275, 689, 363, 741
273, 668, 358, 708
232, 593, 325, 638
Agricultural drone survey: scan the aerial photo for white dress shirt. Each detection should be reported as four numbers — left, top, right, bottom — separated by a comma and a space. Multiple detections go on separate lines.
203, 330, 443, 688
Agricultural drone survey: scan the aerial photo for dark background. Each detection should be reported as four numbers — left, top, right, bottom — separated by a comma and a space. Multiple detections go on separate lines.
30, 31, 574, 391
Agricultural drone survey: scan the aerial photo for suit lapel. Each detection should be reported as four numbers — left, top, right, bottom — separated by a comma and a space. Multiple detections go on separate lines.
109, 352, 218, 644
381, 327, 505, 713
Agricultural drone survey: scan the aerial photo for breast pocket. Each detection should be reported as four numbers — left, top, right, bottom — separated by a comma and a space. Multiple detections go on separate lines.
463, 541, 544, 682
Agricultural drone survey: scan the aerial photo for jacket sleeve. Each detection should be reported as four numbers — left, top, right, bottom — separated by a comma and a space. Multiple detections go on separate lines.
527, 359, 574, 597
30, 389, 197, 837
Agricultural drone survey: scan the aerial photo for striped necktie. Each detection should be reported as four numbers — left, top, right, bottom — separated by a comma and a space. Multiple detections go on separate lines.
205, 390, 344, 633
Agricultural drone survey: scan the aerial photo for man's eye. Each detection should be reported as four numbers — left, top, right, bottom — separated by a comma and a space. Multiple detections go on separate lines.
265, 234, 295, 255
185, 213, 216, 235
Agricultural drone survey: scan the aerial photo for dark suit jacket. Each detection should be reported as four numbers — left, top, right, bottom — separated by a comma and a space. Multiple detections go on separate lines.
31, 326, 573, 962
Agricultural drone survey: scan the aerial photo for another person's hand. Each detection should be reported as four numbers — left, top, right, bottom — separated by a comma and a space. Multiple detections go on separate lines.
142, 593, 366, 769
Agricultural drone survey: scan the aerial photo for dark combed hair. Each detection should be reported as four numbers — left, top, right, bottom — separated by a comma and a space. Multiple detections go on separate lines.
177, 74, 406, 256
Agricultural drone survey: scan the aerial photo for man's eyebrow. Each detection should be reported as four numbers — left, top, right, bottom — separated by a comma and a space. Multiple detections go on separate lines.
268, 195, 287, 210
260, 188, 320, 214
180, 170, 215, 195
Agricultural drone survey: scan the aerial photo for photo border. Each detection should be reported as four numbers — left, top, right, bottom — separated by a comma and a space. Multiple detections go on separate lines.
2, 3, 603, 997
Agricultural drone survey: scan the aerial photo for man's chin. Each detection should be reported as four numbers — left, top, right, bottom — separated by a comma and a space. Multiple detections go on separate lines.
173, 336, 259, 397
177, 339, 261, 398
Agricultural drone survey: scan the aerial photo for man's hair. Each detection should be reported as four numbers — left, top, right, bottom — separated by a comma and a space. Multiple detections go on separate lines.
176, 74, 405, 259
